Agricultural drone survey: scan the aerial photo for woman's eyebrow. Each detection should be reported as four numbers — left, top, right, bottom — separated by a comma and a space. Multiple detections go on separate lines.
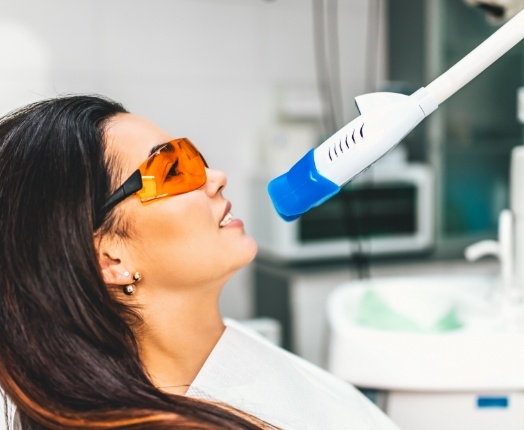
148, 141, 175, 156
145, 142, 174, 168
148, 143, 168, 157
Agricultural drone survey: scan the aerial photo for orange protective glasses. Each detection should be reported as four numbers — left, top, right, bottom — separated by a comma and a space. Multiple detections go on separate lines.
102, 138, 207, 214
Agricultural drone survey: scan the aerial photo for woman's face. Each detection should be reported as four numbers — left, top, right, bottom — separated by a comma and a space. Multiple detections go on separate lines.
103, 113, 257, 294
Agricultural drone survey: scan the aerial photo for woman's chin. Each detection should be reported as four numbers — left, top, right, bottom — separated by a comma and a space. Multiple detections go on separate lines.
235, 236, 258, 269
246, 236, 258, 261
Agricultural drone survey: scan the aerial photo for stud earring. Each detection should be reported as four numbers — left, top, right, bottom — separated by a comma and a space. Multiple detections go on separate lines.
123, 271, 142, 296
123, 284, 136, 296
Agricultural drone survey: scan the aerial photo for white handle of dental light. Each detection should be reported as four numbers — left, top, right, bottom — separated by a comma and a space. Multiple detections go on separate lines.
268, 9, 524, 221
427, 8, 524, 105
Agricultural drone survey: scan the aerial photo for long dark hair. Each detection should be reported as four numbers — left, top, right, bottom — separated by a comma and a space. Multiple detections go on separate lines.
0, 95, 267, 429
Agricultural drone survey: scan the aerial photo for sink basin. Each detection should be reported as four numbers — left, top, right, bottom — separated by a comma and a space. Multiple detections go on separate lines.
327, 275, 524, 391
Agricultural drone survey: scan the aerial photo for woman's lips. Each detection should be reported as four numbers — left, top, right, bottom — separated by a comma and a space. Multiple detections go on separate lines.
219, 202, 244, 228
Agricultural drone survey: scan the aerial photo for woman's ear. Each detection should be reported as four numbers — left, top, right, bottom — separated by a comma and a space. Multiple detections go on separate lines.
95, 235, 133, 286
98, 252, 133, 286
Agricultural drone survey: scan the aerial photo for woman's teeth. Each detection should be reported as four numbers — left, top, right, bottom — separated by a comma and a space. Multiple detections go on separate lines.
219, 212, 233, 227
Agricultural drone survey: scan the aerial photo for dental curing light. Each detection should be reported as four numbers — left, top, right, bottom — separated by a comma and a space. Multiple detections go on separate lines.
268, 9, 524, 221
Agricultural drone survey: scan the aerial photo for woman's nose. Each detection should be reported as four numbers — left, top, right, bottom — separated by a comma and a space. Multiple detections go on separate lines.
204, 168, 227, 196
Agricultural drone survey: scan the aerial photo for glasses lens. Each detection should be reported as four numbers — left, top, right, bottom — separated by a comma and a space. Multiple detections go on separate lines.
137, 139, 207, 202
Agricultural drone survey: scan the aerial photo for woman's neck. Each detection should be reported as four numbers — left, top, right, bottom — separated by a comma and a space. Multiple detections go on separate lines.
136, 289, 226, 395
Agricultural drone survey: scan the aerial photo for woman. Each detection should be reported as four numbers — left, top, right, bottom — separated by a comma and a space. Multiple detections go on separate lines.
0, 95, 399, 429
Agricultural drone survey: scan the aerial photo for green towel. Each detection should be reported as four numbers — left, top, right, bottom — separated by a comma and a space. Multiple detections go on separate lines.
355, 290, 463, 332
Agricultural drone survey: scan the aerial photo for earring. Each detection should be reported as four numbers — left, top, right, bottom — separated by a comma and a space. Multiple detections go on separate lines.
123, 271, 142, 296
123, 284, 136, 295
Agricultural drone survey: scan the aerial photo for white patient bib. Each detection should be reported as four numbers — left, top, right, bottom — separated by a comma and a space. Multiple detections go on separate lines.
187, 320, 400, 430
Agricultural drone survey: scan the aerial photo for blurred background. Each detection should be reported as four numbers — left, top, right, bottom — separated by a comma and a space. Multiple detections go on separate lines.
2, 1, 524, 428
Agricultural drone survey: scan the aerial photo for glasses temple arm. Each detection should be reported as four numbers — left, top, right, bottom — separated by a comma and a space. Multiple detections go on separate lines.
100, 169, 143, 214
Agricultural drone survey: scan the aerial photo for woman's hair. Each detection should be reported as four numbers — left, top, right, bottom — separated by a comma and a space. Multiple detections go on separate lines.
0, 95, 267, 429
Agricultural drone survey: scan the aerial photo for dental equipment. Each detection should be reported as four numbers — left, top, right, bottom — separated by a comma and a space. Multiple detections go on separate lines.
268, 9, 524, 221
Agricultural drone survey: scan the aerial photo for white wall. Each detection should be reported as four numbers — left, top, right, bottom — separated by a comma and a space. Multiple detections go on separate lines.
0, 0, 383, 319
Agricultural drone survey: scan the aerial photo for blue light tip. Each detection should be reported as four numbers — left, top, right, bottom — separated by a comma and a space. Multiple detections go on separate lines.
267, 149, 340, 221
